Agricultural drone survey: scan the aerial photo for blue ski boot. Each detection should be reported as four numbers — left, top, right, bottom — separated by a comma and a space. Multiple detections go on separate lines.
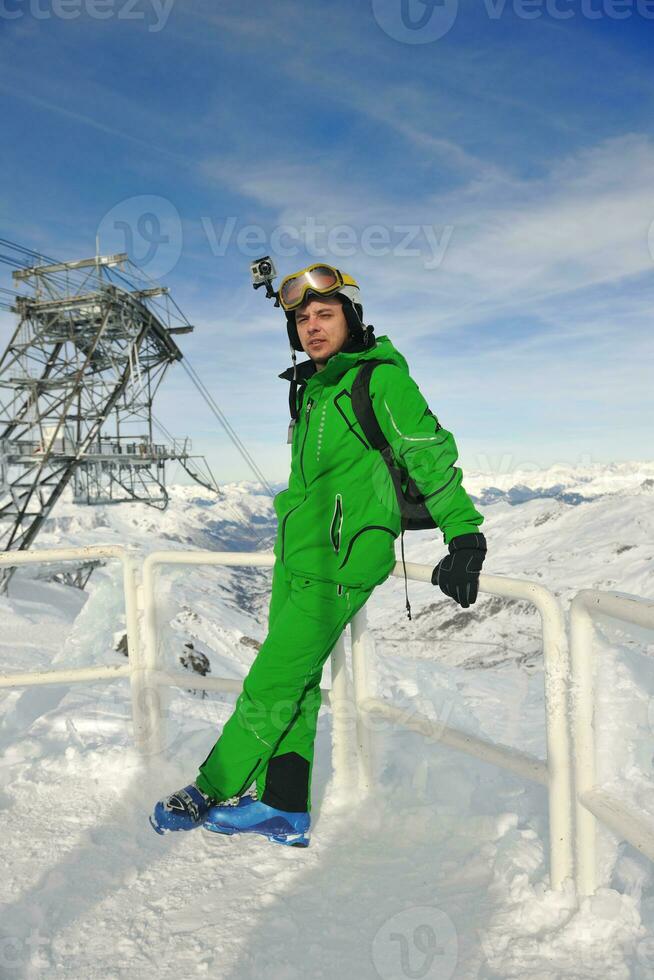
150, 782, 216, 835
202, 793, 311, 847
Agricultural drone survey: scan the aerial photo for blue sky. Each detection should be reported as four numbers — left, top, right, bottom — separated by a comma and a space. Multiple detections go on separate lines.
1, 0, 652, 484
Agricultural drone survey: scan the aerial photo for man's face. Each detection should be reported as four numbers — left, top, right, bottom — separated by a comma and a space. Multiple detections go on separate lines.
295, 295, 349, 369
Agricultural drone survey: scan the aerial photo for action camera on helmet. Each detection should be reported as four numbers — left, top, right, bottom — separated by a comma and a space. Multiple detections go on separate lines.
250, 256, 277, 288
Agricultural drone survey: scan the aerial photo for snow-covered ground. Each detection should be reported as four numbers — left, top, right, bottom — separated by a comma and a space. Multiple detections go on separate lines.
1, 460, 653, 978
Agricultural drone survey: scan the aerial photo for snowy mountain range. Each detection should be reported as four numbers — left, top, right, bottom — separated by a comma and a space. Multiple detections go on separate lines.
0, 460, 653, 978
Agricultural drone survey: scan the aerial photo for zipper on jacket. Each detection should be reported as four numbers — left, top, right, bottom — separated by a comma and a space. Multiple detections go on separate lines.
299, 397, 314, 485
329, 493, 343, 552
281, 396, 314, 563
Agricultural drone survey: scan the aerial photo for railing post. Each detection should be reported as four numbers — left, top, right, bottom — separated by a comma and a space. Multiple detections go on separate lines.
139, 555, 164, 758
350, 605, 375, 795
570, 594, 602, 898
537, 588, 575, 893
121, 551, 149, 754
397, 564, 575, 893
569, 590, 654, 897
330, 631, 355, 802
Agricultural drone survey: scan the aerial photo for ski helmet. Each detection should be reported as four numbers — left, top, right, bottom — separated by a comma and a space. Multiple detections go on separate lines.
278, 263, 370, 353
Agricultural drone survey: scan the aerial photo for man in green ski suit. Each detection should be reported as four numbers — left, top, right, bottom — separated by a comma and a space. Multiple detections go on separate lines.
151, 265, 486, 845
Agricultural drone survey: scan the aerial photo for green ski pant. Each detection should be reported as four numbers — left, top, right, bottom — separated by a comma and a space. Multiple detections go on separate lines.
195, 559, 375, 811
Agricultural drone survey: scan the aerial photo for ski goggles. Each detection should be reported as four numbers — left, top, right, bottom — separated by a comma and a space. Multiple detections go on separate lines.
278, 264, 344, 312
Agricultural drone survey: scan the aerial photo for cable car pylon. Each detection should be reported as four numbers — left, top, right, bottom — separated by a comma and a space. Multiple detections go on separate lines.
0, 245, 220, 590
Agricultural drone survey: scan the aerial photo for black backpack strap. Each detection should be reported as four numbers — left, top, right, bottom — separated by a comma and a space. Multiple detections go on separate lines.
350, 359, 397, 454
351, 358, 432, 623
289, 378, 299, 422
289, 380, 309, 422
351, 358, 437, 528
296, 383, 307, 416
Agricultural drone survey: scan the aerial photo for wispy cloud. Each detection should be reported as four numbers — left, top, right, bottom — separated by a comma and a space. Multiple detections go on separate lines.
1, 0, 652, 476
197, 133, 654, 330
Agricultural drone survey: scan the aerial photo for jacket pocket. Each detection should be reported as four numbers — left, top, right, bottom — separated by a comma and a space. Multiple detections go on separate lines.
337, 524, 396, 571
329, 493, 344, 553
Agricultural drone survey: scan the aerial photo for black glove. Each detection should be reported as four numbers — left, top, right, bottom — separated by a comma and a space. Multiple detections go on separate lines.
431, 532, 487, 608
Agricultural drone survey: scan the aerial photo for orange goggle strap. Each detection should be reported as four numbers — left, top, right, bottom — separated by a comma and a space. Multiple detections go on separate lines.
278, 264, 344, 311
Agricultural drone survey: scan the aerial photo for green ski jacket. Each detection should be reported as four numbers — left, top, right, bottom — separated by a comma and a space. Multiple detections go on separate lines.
274, 335, 484, 589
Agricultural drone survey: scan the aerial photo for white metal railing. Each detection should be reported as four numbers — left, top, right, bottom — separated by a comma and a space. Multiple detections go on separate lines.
0, 546, 149, 750
6, 548, 654, 898
570, 589, 654, 896
141, 551, 278, 759
0, 547, 581, 893
357, 562, 573, 891
141, 551, 573, 891
141, 552, 356, 758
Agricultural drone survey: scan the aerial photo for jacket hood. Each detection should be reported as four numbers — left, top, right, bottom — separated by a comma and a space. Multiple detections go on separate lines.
278, 335, 409, 386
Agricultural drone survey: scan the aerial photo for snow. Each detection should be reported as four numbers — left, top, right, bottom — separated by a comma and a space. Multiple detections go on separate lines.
1, 461, 653, 978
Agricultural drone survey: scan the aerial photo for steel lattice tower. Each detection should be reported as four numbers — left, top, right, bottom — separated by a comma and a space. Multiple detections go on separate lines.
0, 251, 218, 586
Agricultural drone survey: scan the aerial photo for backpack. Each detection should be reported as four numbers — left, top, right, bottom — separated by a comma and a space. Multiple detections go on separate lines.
350, 359, 438, 532
291, 357, 433, 619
